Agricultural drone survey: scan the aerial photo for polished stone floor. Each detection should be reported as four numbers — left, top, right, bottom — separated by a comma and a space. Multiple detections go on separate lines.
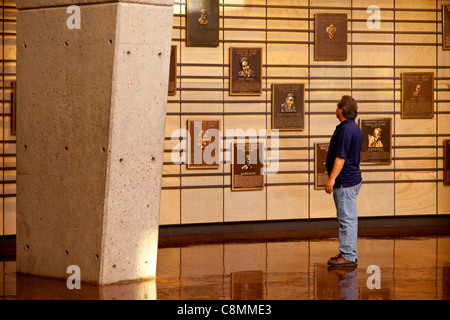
1, 234, 449, 300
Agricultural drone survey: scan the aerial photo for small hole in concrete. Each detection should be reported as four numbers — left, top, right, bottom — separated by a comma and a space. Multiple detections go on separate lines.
65, 250, 69, 255
102, 147, 106, 152
25, 245, 29, 251
65, 146, 68, 151
127, 51, 131, 55
119, 158, 123, 163
64, 41, 69, 47
95, 254, 99, 259
145, 261, 148, 264
24, 145, 27, 150
158, 52, 162, 57
109, 40, 113, 44
23, 43, 27, 48
112, 264, 117, 268
151, 156, 156, 162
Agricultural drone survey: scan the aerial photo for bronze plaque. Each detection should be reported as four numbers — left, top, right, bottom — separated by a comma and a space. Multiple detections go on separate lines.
168, 45, 177, 96
186, 0, 219, 47
187, 119, 221, 169
314, 142, 329, 190
444, 5, 450, 50
229, 47, 263, 96
401, 72, 434, 119
444, 140, 450, 186
314, 13, 348, 61
11, 81, 16, 136
232, 142, 264, 191
271, 83, 305, 130
360, 118, 392, 165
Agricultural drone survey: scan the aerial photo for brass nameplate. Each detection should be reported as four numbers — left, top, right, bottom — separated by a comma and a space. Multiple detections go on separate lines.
314, 13, 348, 61
401, 72, 434, 119
168, 45, 177, 96
187, 119, 221, 169
360, 118, 392, 165
445, 140, 450, 186
444, 5, 450, 50
232, 142, 264, 191
314, 142, 330, 190
229, 47, 263, 96
271, 83, 305, 131
186, 0, 219, 47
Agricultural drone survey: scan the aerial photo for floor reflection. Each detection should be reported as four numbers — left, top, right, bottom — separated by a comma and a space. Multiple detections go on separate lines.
1, 235, 450, 300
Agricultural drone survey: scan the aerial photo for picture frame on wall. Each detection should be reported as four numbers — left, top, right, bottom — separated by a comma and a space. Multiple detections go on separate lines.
401, 72, 434, 119
168, 45, 177, 96
443, 4, 450, 50
271, 83, 305, 131
187, 119, 221, 169
11, 81, 16, 136
186, 0, 220, 47
229, 47, 263, 96
314, 142, 330, 190
359, 118, 392, 165
314, 13, 348, 61
444, 140, 450, 186
231, 141, 264, 191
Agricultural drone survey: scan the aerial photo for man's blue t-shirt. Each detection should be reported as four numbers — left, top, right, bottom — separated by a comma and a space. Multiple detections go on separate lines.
326, 119, 363, 188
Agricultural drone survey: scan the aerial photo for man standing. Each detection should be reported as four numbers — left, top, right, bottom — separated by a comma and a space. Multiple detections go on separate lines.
325, 95, 363, 267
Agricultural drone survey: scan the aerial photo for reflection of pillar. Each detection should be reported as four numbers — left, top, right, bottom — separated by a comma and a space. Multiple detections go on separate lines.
16, 0, 174, 285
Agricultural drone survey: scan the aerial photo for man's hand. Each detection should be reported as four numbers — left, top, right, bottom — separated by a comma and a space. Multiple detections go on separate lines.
325, 177, 335, 194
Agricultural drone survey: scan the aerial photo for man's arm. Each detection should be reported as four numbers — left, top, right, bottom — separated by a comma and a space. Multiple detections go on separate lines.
325, 157, 345, 194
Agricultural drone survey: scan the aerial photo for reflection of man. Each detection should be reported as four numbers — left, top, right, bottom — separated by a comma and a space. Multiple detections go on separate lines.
237, 57, 255, 78
241, 154, 253, 170
198, 9, 208, 25
413, 84, 421, 97
368, 127, 383, 148
325, 95, 362, 268
281, 93, 296, 113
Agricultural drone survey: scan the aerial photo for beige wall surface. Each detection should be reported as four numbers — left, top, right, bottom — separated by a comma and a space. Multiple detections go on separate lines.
159, 0, 450, 226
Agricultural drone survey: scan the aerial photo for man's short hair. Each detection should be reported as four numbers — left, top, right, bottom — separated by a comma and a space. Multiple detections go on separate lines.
337, 95, 358, 120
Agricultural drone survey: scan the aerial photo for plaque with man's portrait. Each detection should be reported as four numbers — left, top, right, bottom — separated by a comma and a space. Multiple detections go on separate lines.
444, 140, 450, 186
186, 0, 219, 47
187, 119, 221, 169
359, 118, 392, 165
272, 83, 305, 130
443, 5, 450, 50
229, 47, 263, 96
232, 142, 264, 191
314, 13, 348, 61
314, 142, 330, 190
401, 72, 434, 119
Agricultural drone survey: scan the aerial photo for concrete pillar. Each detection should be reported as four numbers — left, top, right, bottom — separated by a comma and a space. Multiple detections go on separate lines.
16, 0, 174, 285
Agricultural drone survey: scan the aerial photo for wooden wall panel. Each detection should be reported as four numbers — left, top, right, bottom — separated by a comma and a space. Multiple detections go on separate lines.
161, 0, 450, 226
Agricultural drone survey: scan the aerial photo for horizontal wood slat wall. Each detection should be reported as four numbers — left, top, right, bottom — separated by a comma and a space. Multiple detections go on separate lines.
160, 0, 450, 225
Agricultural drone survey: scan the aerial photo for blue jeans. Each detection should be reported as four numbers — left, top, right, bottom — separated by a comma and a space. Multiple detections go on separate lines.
333, 182, 361, 262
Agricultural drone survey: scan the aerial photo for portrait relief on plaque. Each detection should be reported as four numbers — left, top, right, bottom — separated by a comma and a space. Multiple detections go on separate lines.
186, 0, 219, 47
232, 142, 264, 191
229, 47, 263, 96
314, 13, 348, 61
314, 142, 330, 190
187, 119, 221, 169
443, 5, 450, 50
271, 83, 305, 131
401, 72, 434, 119
359, 118, 392, 165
